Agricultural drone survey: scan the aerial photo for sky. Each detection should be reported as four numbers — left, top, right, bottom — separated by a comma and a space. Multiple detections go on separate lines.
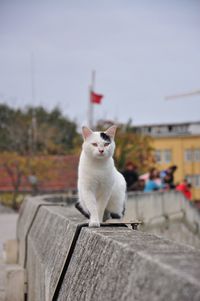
0, 0, 200, 126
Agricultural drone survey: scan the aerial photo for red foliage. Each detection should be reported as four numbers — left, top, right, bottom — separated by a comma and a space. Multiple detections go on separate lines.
0, 155, 79, 192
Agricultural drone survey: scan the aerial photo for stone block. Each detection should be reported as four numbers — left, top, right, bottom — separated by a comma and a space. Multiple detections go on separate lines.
17, 195, 200, 301
162, 190, 183, 214
17, 195, 68, 267
5, 265, 24, 301
58, 227, 200, 301
17, 196, 48, 266
25, 204, 85, 301
0, 264, 5, 301
3, 240, 18, 264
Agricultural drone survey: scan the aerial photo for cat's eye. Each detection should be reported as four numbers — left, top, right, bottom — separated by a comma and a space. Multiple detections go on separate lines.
104, 143, 110, 147
92, 143, 98, 147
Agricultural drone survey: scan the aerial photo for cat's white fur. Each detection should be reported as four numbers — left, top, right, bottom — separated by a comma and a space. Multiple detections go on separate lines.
78, 125, 126, 227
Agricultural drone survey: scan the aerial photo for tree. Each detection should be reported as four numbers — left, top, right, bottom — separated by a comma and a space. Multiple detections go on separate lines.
0, 104, 33, 153
96, 120, 154, 173
114, 129, 154, 172
0, 152, 58, 209
33, 107, 78, 154
0, 104, 79, 155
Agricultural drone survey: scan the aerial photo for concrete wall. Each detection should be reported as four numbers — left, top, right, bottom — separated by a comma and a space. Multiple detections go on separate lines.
125, 191, 200, 248
17, 196, 200, 301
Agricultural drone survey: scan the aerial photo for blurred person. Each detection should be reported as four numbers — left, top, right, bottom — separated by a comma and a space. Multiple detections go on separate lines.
28, 171, 38, 195
122, 161, 139, 191
161, 165, 177, 189
137, 178, 145, 191
140, 167, 161, 185
176, 179, 192, 200
152, 167, 162, 186
144, 168, 162, 192
139, 172, 149, 183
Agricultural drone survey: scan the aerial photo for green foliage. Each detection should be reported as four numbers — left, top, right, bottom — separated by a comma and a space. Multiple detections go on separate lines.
0, 192, 26, 209
114, 127, 154, 173
0, 104, 79, 155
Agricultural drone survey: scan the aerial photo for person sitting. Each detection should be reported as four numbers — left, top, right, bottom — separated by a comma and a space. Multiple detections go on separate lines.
122, 161, 139, 191
161, 165, 177, 189
176, 179, 192, 200
144, 168, 162, 192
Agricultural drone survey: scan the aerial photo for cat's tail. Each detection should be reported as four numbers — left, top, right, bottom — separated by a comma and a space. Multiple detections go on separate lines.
75, 202, 90, 219
103, 206, 125, 222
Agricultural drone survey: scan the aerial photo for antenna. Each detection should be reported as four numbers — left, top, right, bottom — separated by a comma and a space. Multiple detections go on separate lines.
165, 89, 200, 100
30, 53, 37, 154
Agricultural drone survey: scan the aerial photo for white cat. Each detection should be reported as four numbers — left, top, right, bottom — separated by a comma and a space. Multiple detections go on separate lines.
76, 125, 126, 227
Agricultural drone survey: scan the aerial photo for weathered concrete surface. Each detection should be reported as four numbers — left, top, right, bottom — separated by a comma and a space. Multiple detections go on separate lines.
17, 195, 53, 266
0, 212, 18, 263
0, 265, 5, 301
18, 198, 85, 300
0, 207, 18, 301
0, 264, 25, 301
17, 195, 70, 267
17, 196, 200, 301
125, 191, 188, 222
125, 191, 200, 248
5, 265, 24, 301
58, 227, 200, 301
3, 240, 18, 264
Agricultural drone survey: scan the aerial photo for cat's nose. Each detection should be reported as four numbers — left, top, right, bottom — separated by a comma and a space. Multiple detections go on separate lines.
99, 149, 104, 154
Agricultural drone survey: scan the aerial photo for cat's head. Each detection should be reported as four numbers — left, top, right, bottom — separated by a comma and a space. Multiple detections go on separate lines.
81, 125, 117, 160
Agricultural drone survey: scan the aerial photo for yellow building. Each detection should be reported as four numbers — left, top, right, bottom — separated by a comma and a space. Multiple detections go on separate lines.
136, 122, 200, 200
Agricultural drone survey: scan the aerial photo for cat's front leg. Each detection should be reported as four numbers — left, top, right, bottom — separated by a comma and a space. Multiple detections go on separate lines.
97, 197, 110, 223
81, 190, 100, 227
89, 220, 100, 227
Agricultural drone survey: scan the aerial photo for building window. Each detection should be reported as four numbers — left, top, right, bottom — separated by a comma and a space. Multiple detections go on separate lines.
186, 175, 193, 185
194, 149, 200, 162
185, 149, 192, 162
185, 149, 200, 162
155, 150, 162, 163
194, 175, 200, 188
155, 149, 172, 163
186, 175, 200, 188
163, 149, 172, 163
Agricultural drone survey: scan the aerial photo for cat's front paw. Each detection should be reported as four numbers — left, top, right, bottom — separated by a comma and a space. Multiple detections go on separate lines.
89, 221, 100, 228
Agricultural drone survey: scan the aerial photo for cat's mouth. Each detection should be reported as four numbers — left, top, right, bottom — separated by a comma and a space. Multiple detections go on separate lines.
97, 153, 105, 158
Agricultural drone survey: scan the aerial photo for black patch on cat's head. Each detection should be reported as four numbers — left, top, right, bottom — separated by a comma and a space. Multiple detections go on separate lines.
100, 132, 111, 142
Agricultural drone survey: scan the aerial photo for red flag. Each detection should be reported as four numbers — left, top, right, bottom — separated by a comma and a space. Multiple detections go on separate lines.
90, 91, 103, 104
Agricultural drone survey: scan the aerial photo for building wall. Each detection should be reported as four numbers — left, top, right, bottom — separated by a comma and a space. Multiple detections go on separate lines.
152, 135, 200, 200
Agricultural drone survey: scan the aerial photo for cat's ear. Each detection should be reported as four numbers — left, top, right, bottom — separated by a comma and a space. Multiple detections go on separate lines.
82, 126, 93, 140
105, 125, 117, 139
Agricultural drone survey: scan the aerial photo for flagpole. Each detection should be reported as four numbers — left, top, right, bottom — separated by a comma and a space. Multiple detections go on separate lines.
88, 70, 95, 129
